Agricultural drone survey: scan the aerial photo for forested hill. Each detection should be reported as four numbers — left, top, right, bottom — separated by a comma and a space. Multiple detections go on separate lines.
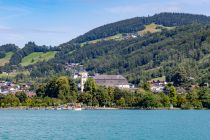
9, 42, 59, 66
71, 13, 210, 43
1, 12, 210, 86
0, 44, 19, 58
52, 23, 210, 86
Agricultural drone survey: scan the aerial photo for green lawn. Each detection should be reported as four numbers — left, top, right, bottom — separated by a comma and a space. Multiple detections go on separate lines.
0, 52, 14, 66
138, 23, 161, 36
21, 51, 57, 66
80, 34, 123, 47
138, 23, 175, 36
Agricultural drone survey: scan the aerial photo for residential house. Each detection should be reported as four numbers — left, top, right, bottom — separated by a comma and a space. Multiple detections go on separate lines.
150, 80, 167, 93
0, 81, 32, 95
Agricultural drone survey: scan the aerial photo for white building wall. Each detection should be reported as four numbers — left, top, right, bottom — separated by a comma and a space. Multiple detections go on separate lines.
117, 85, 130, 89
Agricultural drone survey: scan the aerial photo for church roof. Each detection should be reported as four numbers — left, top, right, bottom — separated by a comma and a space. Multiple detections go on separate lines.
94, 75, 129, 87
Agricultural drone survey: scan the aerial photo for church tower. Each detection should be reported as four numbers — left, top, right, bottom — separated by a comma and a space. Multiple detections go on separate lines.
80, 72, 88, 92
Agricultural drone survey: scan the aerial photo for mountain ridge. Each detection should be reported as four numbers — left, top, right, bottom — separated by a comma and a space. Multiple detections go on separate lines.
70, 12, 210, 44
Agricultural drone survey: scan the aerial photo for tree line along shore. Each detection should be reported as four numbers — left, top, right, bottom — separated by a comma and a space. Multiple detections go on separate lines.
0, 76, 210, 110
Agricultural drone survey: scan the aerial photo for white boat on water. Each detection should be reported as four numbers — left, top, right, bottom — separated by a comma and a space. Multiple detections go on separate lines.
55, 107, 62, 110
73, 107, 82, 111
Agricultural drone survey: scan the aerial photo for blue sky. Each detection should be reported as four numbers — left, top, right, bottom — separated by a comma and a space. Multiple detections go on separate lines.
0, 0, 210, 47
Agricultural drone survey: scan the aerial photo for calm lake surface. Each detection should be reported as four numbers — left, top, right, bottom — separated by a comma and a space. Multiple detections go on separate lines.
0, 110, 210, 140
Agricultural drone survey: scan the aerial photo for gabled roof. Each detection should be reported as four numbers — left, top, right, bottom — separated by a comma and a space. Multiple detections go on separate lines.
94, 75, 126, 80
94, 75, 129, 86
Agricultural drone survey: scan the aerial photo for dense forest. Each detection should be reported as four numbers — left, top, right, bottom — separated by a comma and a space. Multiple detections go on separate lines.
0, 13, 210, 86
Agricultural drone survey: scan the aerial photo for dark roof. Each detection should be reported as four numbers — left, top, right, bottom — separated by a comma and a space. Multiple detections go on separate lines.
94, 75, 126, 80
94, 75, 129, 87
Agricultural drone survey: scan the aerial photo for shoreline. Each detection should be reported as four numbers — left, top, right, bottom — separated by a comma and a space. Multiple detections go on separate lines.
0, 106, 208, 110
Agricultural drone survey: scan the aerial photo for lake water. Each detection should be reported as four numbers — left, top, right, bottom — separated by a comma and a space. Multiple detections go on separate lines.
0, 110, 210, 140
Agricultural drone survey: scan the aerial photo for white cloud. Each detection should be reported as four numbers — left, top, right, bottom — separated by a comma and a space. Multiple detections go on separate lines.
0, 5, 30, 20
181, 0, 210, 4
0, 25, 11, 30
104, 2, 182, 16
105, 6, 144, 14
1, 0, 210, 47
0, 24, 78, 47
104, 0, 210, 16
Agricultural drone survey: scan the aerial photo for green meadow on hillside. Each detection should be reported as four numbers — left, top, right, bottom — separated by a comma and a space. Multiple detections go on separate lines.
138, 23, 161, 36
0, 52, 14, 66
80, 34, 123, 47
138, 23, 174, 36
20, 51, 57, 66
80, 23, 175, 47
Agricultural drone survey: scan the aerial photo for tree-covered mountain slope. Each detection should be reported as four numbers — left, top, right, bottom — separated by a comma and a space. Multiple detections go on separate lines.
1, 13, 210, 85
71, 13, 210, 43
52, 23, 210, 85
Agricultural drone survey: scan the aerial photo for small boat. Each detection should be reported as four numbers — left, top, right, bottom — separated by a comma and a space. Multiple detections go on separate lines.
55, 107, 62, 110
73, 107, 82, 111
